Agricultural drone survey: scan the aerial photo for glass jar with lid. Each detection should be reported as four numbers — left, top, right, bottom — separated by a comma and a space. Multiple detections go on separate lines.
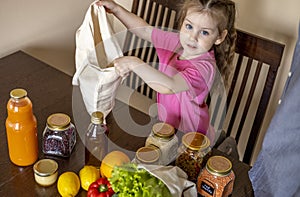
175, 132, 211, 181
145, 122, 178, 165
197, 156, 235, 197
132, 146, 161, 165
42, 113, 76, 157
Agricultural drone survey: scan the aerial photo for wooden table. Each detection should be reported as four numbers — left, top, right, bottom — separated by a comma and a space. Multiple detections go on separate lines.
0, 51, 254, 196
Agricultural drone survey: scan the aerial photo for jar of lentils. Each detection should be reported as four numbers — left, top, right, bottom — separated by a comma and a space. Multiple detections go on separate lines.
145, 122, 178, 165
42, 113, 76, 157
197, 156, 235, 197
175, 132, 211, 181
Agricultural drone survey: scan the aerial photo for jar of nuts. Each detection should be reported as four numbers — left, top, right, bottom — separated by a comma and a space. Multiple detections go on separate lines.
197, 156, 235, 197
175, 132, 211, 181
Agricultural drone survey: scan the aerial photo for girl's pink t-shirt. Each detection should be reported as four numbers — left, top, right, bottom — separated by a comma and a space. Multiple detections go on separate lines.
151, 28, 216, 135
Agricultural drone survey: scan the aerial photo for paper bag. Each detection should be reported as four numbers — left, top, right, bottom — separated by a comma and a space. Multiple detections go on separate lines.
72, 1, 123, 118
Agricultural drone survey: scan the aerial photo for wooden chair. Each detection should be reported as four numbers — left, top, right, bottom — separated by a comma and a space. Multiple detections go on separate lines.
122, 0, 285, 164
209, 29, 285, 164
123, 0, 180, 99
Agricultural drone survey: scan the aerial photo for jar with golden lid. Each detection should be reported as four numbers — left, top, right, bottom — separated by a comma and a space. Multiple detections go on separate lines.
197, 156, 235, 197
42, 113, 76, 157
33, 159, 58, 187
175, 132, 211, 181
132, 146, 161, 165
145, 122, 178, 165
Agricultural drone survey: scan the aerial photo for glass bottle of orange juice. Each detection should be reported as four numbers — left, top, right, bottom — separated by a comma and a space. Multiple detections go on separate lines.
5, 88, 38, 166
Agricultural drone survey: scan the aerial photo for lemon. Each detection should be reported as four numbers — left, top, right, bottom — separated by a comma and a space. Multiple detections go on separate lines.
79, 165, 100, 191
100, 150, 130, 178
57, 171, 80, 197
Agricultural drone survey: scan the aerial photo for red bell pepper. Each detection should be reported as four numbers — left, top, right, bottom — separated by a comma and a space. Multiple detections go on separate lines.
87, 177, 115, 197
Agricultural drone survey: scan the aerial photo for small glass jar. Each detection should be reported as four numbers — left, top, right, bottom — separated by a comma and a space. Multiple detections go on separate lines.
42, 113, 77, 157
33, 159, 58, 187
132, 146, 160, 165
197, 156, 235, 197
145, 122, 178, 165
175, 132, 211, 181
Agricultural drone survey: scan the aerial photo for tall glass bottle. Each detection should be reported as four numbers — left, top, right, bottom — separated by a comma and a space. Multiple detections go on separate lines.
85, 111, 108, 166
5, 88, 38, 166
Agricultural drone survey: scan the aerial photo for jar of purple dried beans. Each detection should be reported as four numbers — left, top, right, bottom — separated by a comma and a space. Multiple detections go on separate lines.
42, 113, 76, 157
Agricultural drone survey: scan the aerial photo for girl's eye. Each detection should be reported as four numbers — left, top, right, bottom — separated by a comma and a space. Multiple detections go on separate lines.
200, 30, 209, 36
185, 24, 193, 30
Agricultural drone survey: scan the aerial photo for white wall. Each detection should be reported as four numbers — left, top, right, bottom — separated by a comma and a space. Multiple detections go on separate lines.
0, 0, 95, 76
1, 0, 299, 163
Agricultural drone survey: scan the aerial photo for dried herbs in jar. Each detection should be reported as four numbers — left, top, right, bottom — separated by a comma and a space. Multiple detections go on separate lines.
175, 132, 211, 181
42, 113, 76, 157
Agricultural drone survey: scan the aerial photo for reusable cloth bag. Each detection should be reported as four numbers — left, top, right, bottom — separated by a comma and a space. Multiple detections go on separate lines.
139, 164, 197, 197
72, 2, 123, 118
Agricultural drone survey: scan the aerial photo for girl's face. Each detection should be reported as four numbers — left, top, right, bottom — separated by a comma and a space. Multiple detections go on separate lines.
179, 9, 226, 59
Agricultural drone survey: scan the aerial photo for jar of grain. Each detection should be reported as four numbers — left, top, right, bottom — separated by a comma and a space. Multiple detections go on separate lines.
145, 122, 178, 165
175, 132, 211, 181
197, 156, 235, 197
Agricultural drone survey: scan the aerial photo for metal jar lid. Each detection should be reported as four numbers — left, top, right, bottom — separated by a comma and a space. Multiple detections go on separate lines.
91, 111, 104, 124
152, 122, 175, 139
47, 113, 71, 131
33, 159, 58, 187
10, 88, 27, 99
136, 146, 160, 164
206, 156, 232, 176
182, 132, 210, 151
33, 159, 58, 177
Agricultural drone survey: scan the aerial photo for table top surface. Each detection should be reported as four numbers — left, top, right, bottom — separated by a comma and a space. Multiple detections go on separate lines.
0, 51, 254, 197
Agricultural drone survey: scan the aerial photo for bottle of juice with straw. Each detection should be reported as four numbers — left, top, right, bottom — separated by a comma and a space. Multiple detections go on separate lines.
5, 88, 38, 166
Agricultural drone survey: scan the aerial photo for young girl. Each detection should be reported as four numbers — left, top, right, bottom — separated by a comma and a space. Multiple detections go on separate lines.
97, 0, 236, 141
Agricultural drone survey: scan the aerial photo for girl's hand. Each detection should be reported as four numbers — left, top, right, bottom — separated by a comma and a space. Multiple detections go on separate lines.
96, 0, 118, 14
113, 56, 144, 77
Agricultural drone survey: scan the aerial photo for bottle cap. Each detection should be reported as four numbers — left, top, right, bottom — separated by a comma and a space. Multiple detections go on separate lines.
182, 132, 210, 151
152, 122, 175, 139
47, 113, 71, 130
206, 156, 232, 176
91, 111, 104, 124
10, 88, 27, 99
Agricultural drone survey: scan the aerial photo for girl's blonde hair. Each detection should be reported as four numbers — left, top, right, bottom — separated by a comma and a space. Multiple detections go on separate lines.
178, 0, 237, 90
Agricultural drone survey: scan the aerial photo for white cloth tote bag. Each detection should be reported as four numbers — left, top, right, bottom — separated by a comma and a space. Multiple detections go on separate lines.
72, 2, 123, 119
